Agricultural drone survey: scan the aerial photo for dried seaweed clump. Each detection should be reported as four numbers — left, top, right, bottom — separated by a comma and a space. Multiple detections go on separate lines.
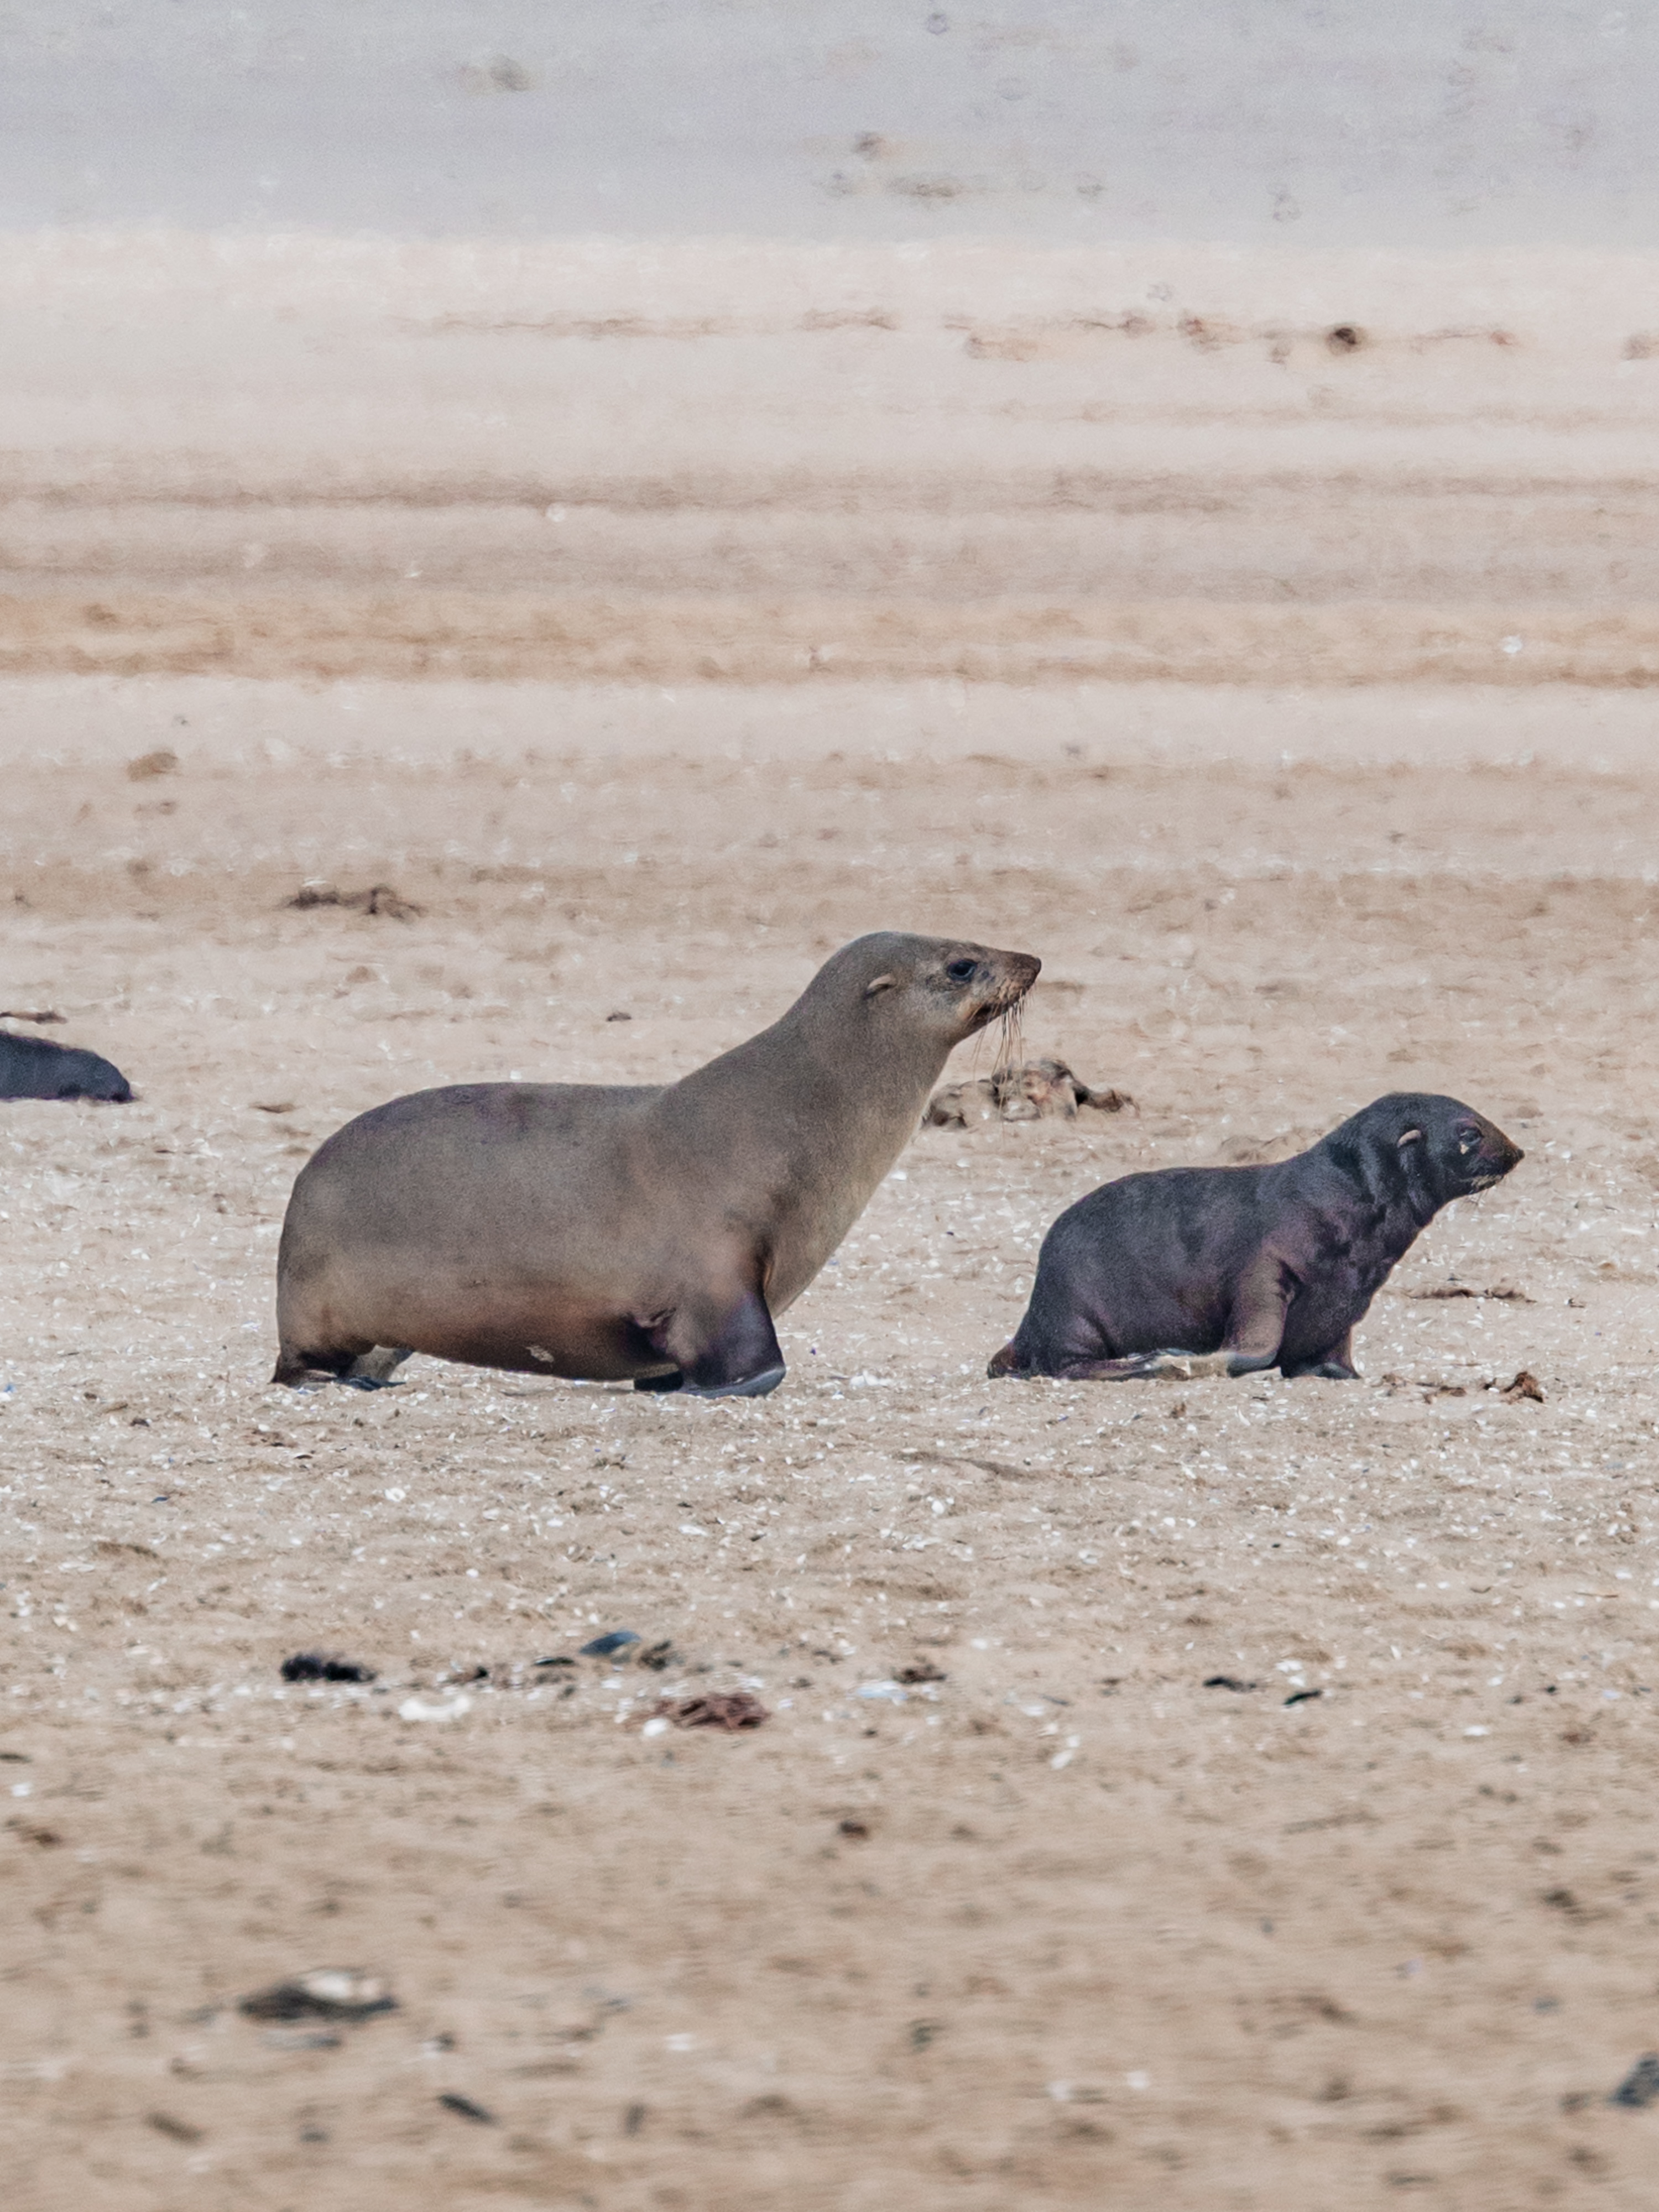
925, 1058, 1131, 1129
285, 883, 421, 921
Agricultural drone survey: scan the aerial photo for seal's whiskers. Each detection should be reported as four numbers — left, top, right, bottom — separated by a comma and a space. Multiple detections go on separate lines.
994, 1003, 1027, 1087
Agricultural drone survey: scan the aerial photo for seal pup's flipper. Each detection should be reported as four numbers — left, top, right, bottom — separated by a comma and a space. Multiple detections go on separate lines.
1280, 1326, 1359, 1381
1089, 1258, 1293, 1381
1035, 1348, 1239, 1382
998, 1254, 1294, 1383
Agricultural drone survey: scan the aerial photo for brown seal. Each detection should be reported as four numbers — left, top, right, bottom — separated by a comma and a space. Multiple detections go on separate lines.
273, 931, 1039, 1396
989, 1092, 1522, 1384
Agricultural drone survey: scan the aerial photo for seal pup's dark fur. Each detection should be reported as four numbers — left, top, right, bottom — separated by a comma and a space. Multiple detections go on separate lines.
989, 1093, 1522, 1384
0, 1029, 132, 1103
275, 932, 1039, 1397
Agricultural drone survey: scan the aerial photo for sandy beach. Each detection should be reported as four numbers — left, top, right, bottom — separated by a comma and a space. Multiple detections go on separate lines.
4, 236, 1659, 2208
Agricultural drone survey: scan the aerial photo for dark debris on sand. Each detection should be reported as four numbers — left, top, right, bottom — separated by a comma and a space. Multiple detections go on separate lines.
285, 882, 421, 920
1609, 2054, 1659, 2108
238, 1970, 397, 2023
654, 1691, 769, 1732
280, 1652, 377, 1683
438, 2092, 497, 2125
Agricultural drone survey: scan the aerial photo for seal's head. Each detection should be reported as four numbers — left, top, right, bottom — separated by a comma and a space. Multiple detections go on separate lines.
1372, 1092, 1524, 1205
848, 932, 1041, 1048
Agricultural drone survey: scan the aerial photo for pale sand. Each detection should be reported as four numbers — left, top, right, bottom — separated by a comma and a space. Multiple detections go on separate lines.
2, 241, 1659, 2209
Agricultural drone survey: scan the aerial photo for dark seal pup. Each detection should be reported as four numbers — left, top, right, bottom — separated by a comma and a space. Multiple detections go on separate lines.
0, 1029, 132, 1103
274, 931, 1040, 1396
989, 1093, 1522, 1384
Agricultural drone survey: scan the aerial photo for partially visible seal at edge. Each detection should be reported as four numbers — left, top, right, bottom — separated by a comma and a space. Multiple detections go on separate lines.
0, 1029, 132, 1103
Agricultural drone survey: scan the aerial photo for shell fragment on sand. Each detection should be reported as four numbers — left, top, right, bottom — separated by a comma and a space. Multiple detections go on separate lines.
398, 1692, 473, 1723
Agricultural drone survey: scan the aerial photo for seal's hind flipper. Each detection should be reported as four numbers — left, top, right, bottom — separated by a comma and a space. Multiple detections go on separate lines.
343, 1345, 413, 1386
677, 1288, 786, 1399
271, 1342, 411, 1389
1052, 1349, 1234, 1382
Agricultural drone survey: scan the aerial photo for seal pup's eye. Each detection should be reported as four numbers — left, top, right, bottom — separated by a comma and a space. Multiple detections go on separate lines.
945, 957, 979, 983
1457, 1127, 1481, 1152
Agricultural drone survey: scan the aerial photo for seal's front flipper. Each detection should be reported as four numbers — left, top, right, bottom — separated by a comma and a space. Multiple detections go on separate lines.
1282, 1328, 1359, 1381
688, 1364, 785, 1399
1222, 1254, 1293, 1377
634, 1369, 685, 1393
677, 1289, 786, 1399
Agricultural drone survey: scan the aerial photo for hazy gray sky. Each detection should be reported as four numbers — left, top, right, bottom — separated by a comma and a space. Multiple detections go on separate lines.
2, 1, 1654, 244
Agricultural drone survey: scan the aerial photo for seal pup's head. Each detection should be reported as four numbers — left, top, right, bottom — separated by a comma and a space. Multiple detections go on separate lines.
1346, 1092, 1524, 1208
836, 932, 1041, 1052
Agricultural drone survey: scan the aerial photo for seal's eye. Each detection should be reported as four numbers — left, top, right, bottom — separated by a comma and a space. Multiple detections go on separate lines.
1457, 1127, 1481, 1152
945, 957, 979, 983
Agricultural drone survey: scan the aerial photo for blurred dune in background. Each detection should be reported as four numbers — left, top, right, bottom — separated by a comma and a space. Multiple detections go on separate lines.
4, 233, 1659, 686
4, 1, 1658, 249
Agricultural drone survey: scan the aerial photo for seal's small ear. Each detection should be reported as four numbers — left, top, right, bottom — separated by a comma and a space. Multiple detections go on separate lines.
1397, 1128, 1423, 1148
864, 974, 897, 999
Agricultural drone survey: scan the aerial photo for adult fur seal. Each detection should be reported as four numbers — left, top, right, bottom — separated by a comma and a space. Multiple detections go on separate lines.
274, 932, 1039, 1395
0, 1029, 132, 1103
989, 1093, 1522, 1384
